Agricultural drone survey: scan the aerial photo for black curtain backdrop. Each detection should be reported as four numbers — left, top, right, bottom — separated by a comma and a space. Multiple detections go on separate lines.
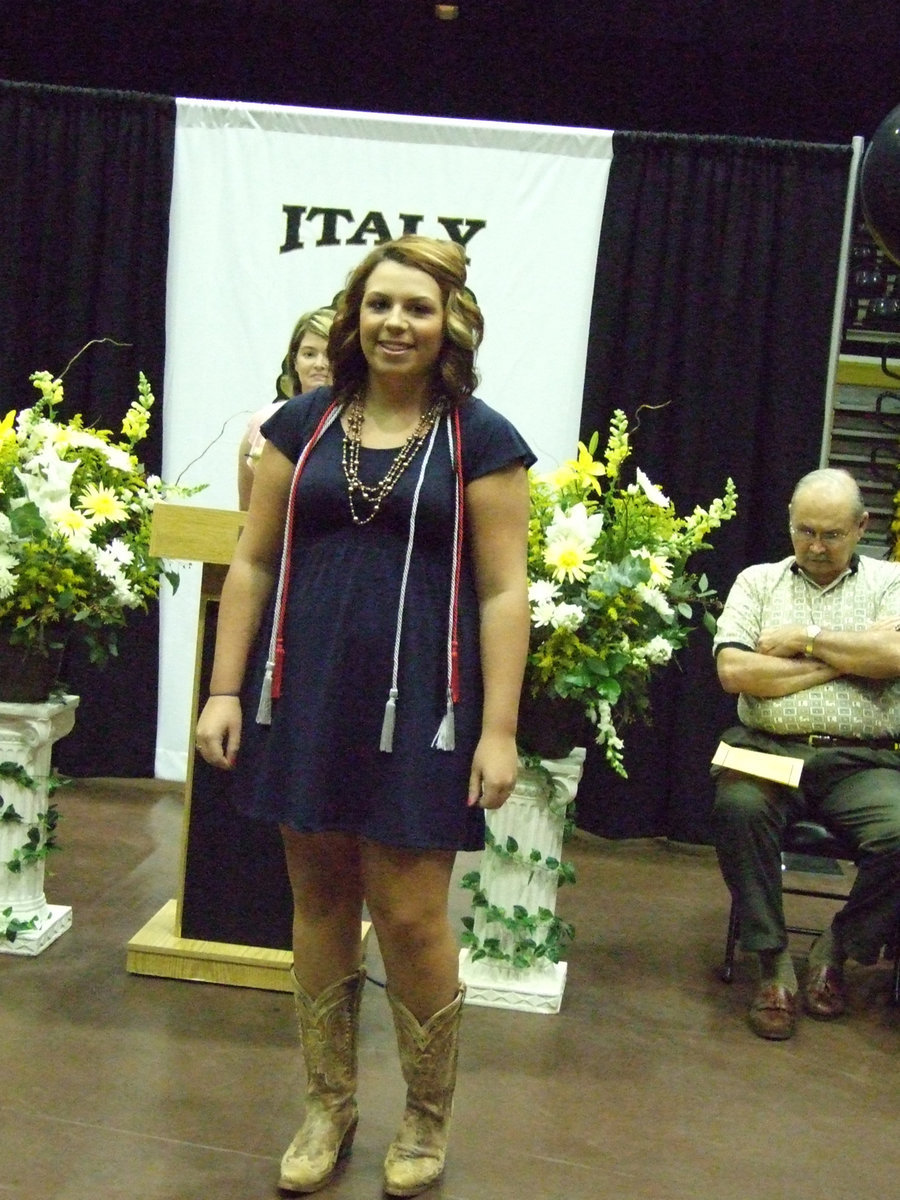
0, 87, 854, 817
0, 79, 176, 776
577, 131, 853, 843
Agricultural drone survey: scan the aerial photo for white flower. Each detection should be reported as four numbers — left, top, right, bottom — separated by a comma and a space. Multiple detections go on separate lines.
530, 597, 586, 631
528, 579, 560, 605
531, 599, 559, 628
638, 635, 674, 665
93, 539, 135, 579
15, 449, 78, 519
112, 576, 139, 607
635, 582, 674, 619
546, 501, 604, 547
0, 567, 16, 599
93, 549, 126, 580
634, 468, 670, 508
543, 504, 604, 582
550, 602, 585, 631
105, 538, 134, 565
54, 426, 106, 453
593, 699, 625, 750
100, 444, 135, 473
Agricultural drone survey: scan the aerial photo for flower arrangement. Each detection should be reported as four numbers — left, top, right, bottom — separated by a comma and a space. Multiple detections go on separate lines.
0, 356, 199, 667
524, 410, 738, 775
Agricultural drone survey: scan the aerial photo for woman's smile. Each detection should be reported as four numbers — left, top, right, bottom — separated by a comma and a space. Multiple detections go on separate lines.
360, 260, 444, 380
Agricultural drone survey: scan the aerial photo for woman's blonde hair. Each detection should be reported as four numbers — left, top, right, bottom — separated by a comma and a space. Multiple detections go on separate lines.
328, 236, 483, 408
276, 306, 336, 399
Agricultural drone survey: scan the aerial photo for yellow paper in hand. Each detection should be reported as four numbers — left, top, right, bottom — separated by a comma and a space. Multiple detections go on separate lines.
711, 742, 804, 787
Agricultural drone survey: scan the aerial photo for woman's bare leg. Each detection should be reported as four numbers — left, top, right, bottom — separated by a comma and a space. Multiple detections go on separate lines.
360, 839, 458, 1021
280, 827, 365, 996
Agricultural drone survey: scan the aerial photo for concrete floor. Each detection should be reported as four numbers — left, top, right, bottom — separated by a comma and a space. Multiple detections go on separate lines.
1, 777, 899, 1200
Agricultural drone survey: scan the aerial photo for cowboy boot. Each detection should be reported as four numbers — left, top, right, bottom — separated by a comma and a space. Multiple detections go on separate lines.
279, 966, 366, 1193
383, 984, 465, 1197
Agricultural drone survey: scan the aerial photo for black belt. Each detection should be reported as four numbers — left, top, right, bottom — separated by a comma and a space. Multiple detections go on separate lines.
777, 733, 900, 751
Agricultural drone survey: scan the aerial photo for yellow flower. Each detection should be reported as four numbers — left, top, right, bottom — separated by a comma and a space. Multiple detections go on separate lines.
121, 404, 150, 443
541, 463, 578, 490
544, 537, 596, 583
54, 507, 94, 536
0, 409, 15, 447
571, 442, 606, 494
77, 483, 128, 524
647, 554, 673, 584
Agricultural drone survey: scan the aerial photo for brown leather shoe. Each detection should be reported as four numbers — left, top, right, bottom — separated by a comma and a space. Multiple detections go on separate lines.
747, 983, 797, 1040
803, 964, 846, 1019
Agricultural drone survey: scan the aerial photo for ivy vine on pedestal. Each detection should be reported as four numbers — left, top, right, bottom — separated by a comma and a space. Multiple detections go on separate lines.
0, 760, 65, 943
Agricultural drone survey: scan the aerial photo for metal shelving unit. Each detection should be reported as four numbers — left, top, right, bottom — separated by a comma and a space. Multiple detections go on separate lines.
830, 222, 900, 559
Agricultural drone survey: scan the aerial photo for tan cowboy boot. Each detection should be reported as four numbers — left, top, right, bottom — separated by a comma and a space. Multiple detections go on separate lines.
383, 984, 465, 1197
279, 966, 366, 1193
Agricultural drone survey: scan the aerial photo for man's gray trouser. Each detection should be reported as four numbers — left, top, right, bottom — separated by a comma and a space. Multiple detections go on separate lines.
711, 726, 900, 962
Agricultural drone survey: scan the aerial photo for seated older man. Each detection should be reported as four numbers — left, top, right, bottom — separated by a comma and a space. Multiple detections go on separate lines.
711, 467, 900, 1039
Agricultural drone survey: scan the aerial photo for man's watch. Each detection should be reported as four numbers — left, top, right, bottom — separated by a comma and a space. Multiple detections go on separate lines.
804, 624, 821, 657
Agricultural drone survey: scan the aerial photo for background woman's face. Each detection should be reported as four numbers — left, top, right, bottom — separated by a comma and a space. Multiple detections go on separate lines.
294, 331, 331, 392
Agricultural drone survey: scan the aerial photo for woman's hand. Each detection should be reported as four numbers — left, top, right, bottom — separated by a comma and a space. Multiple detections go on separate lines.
468, 730, 519, 809
195, 695, 242, 769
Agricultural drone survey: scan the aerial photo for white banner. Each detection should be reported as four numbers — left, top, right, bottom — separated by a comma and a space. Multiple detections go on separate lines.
158, 99, 613, 779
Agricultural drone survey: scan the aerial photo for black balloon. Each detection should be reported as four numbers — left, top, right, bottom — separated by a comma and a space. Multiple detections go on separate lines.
861, 103, 900, 267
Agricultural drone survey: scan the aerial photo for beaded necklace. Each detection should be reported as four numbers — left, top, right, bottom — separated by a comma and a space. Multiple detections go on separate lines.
256, 397, 465, 754
341, 395, 442, 525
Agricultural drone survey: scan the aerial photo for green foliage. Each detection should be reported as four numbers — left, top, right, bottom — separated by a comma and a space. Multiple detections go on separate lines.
5, 803, 60, 873
0, 353, 203, 661
2, 906, 39, 943
460, 868, 576, 969
526, 410, 738, 774
0, 761, 35, 790
481, 826, 577, 887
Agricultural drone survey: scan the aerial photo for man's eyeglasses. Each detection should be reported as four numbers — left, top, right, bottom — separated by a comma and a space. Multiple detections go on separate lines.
789, 524, 856, 545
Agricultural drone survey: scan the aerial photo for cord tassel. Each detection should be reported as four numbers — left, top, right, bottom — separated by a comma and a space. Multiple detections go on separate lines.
431, 692, 455, 751
380, 687, 399, 752
256, 660, 273, 725
255, 401, 341, 728
271, 637, 285, 699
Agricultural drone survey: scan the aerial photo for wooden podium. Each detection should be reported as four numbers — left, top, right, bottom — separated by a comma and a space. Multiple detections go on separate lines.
126, 503, 369, 991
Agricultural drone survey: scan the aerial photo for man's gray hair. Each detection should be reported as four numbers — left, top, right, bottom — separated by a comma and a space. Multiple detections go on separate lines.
789, 468, 866, 520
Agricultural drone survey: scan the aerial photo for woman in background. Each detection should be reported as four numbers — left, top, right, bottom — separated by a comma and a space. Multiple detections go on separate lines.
237, 305, 334, 508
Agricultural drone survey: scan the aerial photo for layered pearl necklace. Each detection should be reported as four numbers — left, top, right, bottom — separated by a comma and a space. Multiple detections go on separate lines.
257, 396, 464, 753
342, 395, 442, 525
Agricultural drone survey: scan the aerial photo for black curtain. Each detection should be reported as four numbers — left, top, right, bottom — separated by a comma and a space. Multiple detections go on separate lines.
576, 131, 853, 843
0, 79, 175, 776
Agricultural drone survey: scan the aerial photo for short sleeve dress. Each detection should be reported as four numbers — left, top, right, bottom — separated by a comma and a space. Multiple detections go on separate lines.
233, 387, 535, 851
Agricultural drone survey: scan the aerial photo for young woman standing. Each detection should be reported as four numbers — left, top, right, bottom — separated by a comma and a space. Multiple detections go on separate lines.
196, 236, 533, 1195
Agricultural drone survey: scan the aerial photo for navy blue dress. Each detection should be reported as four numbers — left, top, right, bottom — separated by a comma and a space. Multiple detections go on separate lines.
233, 387, 535, 851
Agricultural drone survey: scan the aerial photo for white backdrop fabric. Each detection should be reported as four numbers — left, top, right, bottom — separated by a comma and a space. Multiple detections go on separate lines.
157, 99, 613, 780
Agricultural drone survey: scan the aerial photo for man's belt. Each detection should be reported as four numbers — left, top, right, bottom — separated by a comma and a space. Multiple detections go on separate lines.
772, 732, 900, 751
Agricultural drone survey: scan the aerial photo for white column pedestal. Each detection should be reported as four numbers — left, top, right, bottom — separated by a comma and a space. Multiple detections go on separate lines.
459, 748, 585, 1014
0, 696, 79, 955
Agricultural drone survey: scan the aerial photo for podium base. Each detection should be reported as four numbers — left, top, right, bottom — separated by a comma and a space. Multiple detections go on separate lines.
1, 904, 72, 957
459, 947, 567, 1014
127, 900, 371, 992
